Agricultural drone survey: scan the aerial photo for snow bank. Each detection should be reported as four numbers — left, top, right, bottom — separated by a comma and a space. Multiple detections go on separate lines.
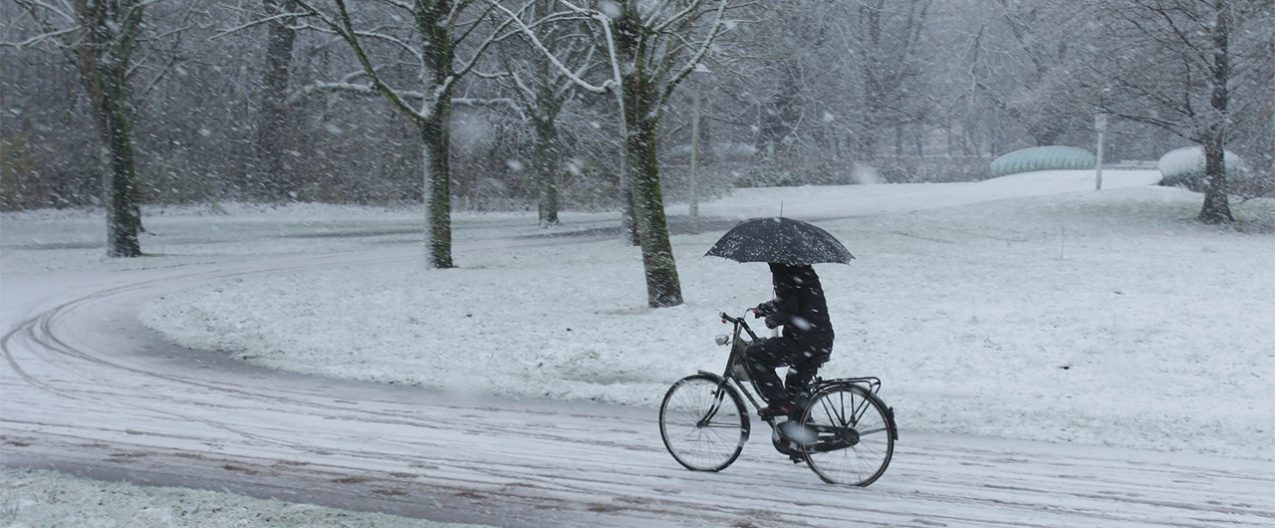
141, 185, 1275, 460
1157, 145, 1247, 191
0, 468, 488, 528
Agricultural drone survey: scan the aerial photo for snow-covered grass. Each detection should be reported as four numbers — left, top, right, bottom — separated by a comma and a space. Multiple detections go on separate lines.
139, 183, 1275, 460
1, 170, 1162, 277
0, 202, 615, 276
0, 468, 488, 528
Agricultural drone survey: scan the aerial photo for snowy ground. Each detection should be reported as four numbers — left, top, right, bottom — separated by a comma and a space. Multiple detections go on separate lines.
128, 172, 1275, 460
3, 170, 1273, 527
0, 468, 488, 528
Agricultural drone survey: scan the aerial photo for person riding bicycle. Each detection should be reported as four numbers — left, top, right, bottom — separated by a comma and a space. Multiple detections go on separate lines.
746, 262, 834, 421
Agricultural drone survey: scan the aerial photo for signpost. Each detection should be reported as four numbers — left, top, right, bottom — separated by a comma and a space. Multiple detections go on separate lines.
688, 63, 712, 234
1095, 113, 1108, 190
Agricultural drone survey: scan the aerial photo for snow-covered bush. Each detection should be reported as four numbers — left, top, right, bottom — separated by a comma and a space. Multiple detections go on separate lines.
1156, 146, 1254, 194
990, 146, 1096, 177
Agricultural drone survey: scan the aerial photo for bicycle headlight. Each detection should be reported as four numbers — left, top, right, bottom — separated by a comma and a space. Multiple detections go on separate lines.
714, 334, 730, 346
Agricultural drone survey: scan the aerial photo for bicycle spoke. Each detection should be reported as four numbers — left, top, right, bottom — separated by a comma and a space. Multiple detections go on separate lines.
819, 395, 839, 427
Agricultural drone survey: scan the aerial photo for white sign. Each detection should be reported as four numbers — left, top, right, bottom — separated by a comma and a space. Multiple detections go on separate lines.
1095, 113, 1109, 132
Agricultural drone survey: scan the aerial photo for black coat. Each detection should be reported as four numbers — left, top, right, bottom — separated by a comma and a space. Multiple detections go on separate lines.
757, 264, 834, 344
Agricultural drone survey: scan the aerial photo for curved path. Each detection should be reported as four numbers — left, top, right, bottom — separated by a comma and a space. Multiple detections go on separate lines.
4, 174, 1274, 527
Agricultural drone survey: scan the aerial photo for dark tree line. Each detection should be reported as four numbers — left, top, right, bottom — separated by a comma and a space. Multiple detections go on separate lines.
2, 0, 1272, 302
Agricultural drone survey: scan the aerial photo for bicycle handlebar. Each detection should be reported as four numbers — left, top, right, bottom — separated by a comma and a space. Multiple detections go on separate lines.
722, 309, 760, 341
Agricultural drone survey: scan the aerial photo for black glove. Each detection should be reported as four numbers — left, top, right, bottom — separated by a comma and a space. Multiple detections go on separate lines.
764, 313, 783, 329
754, 301, 777, 317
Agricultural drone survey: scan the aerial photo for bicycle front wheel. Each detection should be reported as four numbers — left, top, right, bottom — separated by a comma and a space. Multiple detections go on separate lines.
659, 374, 750, 472
799, 384, 894, 486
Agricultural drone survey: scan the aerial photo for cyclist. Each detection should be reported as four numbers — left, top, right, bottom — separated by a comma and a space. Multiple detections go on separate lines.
746, 263, 834, 421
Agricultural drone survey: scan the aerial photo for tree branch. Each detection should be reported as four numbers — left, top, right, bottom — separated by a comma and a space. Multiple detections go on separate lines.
294, 0, 427, 124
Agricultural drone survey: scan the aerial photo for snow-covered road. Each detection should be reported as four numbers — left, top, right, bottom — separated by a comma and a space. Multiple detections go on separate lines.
3, 171, 1273, 526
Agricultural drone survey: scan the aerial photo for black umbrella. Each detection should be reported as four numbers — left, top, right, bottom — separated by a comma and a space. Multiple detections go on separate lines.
705, 217, 854, 265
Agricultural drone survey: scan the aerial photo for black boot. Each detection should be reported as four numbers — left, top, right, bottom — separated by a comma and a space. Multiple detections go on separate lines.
758, 402, 794, 420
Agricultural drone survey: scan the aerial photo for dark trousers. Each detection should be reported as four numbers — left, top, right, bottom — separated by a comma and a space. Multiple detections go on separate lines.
744, 336, 832, 411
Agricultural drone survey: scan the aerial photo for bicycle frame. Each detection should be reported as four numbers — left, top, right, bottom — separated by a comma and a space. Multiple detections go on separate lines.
704, 311, 767, 413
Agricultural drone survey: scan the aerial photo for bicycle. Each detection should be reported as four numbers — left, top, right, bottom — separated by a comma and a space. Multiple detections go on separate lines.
658, 309, 899, 486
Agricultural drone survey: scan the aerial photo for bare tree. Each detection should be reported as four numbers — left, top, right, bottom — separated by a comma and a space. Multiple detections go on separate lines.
1094, 0, 1272, 223
496, 0, 737, 307
492, 0, 599, 226
963, 0, 1092, 148
730, 0, 939, 182
293, 0, 516, 268
9, 0, 192, 256
743, 5, 828, 164
600, 0, 736, 307
847, 0, 933, 160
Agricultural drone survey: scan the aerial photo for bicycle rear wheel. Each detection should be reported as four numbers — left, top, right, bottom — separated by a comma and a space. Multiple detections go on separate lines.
799, 384, 894, 486
659, 374, 750, 472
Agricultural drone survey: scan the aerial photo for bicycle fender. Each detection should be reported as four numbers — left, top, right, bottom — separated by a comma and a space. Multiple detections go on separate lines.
689, 371, 751, 443
887, 406, 899, 441
696, 370, 725, 381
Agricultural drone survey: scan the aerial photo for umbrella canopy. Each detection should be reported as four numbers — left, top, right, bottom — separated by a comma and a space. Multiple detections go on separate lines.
705, 217, 854, 265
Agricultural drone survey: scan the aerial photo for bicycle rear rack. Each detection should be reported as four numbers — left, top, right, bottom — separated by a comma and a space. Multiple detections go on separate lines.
815, 376, 898, 441
817, 376, 883, 395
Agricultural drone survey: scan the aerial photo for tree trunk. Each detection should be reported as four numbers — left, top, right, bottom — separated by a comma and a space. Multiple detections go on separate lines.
1199, 0, 1234, 224
421, 107, 454, 267
252, 0, 298, 200
418, 0, 455, 267
527, 27, 562, 227
858, 0, 884, 162
618, 39, 682, 307
1199, 135, 1234, 223
620, 182, 640, 245
629, 114, 683, 307
945, 120, 954, 157
99, 79, 143, 257
533, 117, 560, 226
613, 11, 641, 247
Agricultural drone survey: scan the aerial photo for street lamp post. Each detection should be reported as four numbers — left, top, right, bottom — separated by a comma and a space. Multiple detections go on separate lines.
689, 91, 701, 233
688, 63, 712, 234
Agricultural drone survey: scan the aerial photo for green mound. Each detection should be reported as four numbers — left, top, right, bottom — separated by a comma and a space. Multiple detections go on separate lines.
990, 146, 1096, 177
